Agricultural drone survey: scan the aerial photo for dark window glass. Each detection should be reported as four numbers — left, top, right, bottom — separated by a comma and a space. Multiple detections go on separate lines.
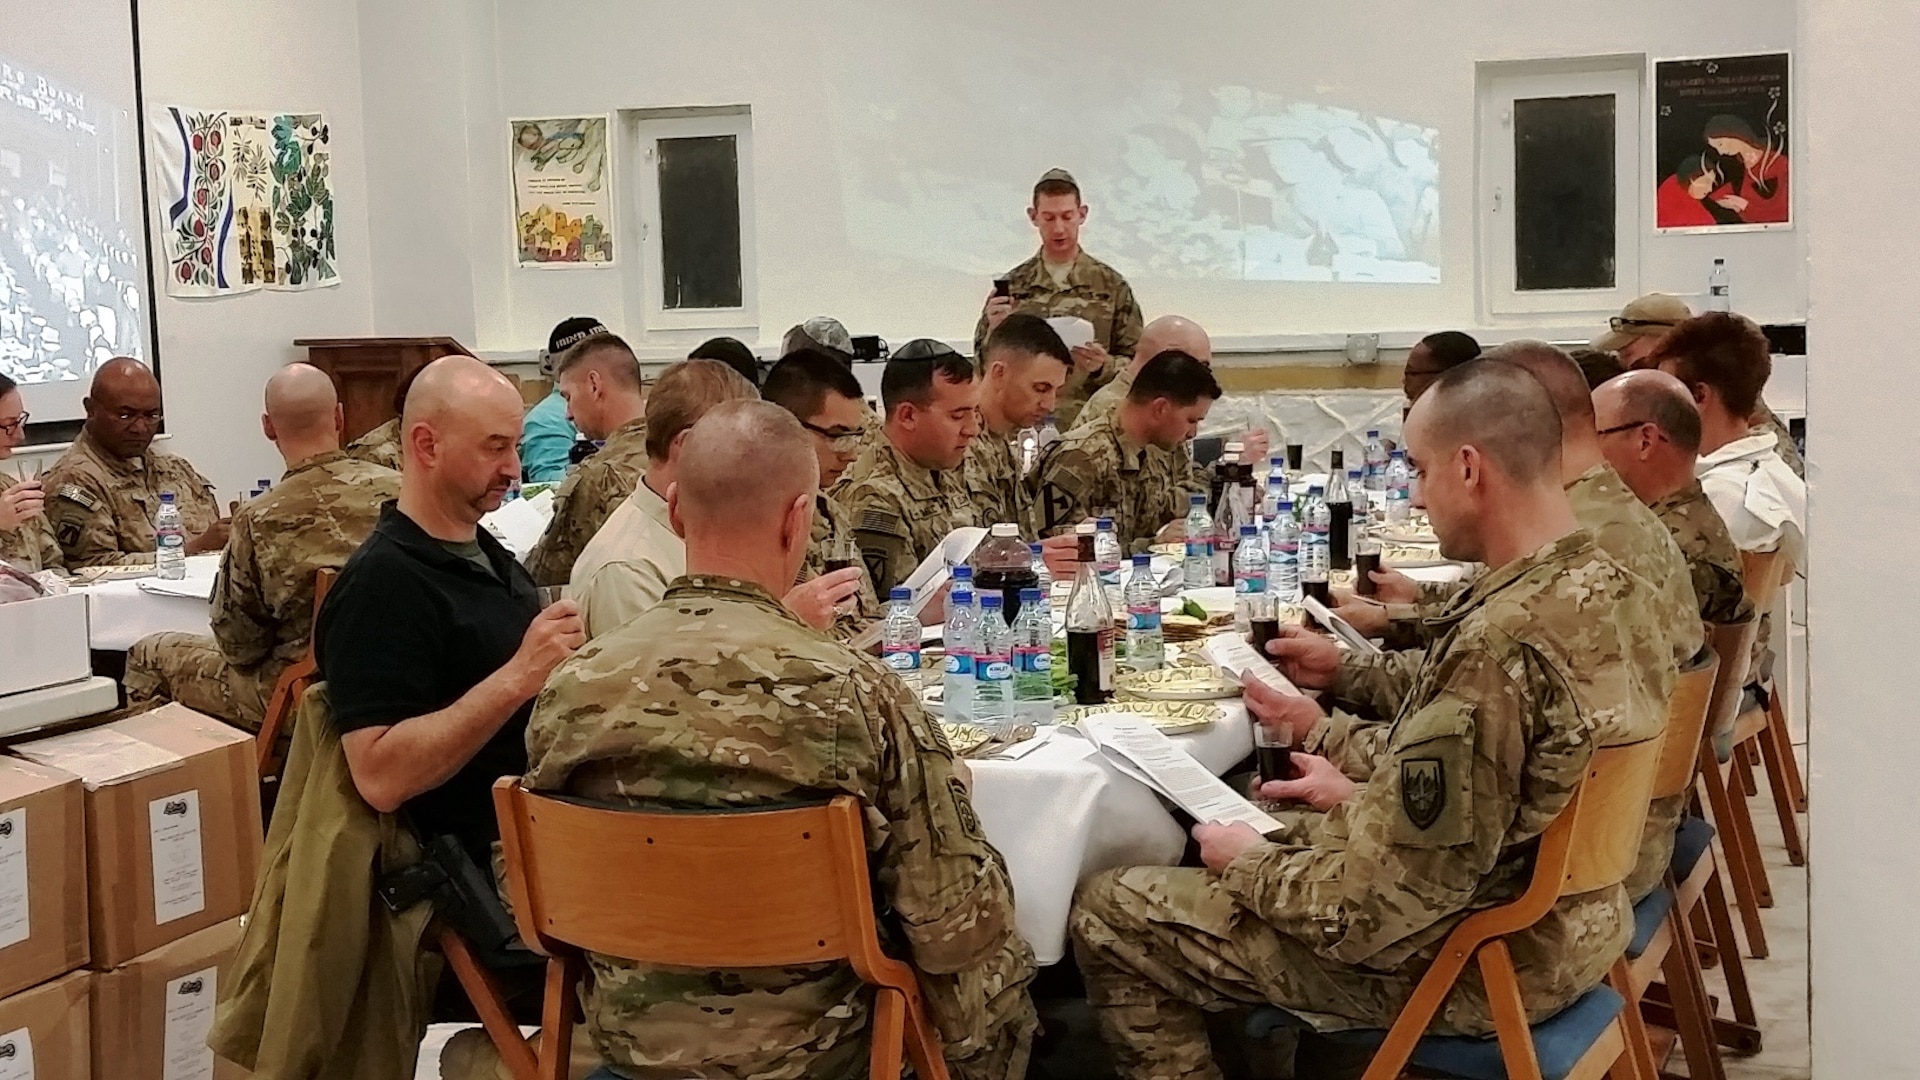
658, 135, 743, 309
1513, 95, 1615, 291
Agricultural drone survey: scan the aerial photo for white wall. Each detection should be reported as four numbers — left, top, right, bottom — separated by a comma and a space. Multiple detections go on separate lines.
136, 0, 376, 499
1804, 1, 1915, 1074
402, 0, 1802, 357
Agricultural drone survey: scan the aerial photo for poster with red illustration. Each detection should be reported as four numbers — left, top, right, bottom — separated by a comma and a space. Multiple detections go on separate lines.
1653, 53, 1791, 232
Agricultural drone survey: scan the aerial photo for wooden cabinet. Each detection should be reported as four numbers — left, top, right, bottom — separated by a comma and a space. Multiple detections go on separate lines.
295, 336, 476, 442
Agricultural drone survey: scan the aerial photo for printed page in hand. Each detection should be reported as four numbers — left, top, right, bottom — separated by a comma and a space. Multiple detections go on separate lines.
1301, 594, 1382, 654
1079, 713, 1281, 833
852, 526, 988, 650
1199, 633, 1303, 696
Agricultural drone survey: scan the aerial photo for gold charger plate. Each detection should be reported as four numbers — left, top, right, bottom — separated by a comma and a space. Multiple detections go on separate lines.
941, 723, 992, 756
1114, 666, 1243, 701
1057, 699, 1224, 735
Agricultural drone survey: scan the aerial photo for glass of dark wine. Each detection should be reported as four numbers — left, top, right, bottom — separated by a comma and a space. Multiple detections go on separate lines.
1254, 722, 1298, 786
824, 532, 861, 616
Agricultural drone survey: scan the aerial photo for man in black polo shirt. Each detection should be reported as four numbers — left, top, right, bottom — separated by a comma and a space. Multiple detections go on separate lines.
316, 355, 585, 866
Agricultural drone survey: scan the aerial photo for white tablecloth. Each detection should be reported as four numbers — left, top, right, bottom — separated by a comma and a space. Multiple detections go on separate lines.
971, 705, 1252, 964
74, 554, 219, 650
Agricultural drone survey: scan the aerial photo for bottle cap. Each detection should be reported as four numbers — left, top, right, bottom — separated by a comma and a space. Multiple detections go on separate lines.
1029, 541, 1043, 553
160, 492, 176, 503
1270, 454, 1285, 464
1349, 469, 1362, 479
889, 587, 912, 602
1279, 498, 1293, 509
990, 522, 1019, 537
953, 565, 972, 580
951, 587, 972, 603
1077, 521, 1095, 535
1308, 484, 1325, 494
1190, 492, 1207, 504
1390, 448, 1405, 458
1240, 523, 1258, 536
1020, 588, 1044, 602
1097, 516, 1114, 528
979, 593, 1003, 608
1132, 553, 1150, 566
1367, 430, 1378, 437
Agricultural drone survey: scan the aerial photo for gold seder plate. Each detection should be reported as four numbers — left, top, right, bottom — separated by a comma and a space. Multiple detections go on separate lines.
1114, 666, 1243, 701
1057, 699, 1225, 735
940, 723, 993, 756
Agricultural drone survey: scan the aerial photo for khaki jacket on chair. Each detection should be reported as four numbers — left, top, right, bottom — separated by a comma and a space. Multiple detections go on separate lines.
209, 684, 441, 1080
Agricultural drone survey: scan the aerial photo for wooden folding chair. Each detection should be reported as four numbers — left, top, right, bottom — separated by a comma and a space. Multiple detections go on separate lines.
1695, 616, 1769, 960
1610, 652, 1726, 1080
256, 567, 337, 781
1731, 552, 1805, 866
492, 783, 948, 1080
438, 925, 539, 1080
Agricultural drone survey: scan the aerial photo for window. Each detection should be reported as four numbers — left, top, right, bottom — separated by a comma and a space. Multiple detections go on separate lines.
1478, 61, 1641, 316
621, 107, 756, 333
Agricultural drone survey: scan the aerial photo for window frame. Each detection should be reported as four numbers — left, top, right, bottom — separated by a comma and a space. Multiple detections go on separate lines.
1477, 59, 1643, 318
620, 107, 757, 334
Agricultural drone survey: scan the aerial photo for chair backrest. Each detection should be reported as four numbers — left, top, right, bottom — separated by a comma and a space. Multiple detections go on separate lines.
1704, 619, 1761, 742
493, 781, 885, 971
1653, 650, 1721, 799
257, 568, 340, 780
1739, 549, 1786, 612
1560, 737, 1667, 897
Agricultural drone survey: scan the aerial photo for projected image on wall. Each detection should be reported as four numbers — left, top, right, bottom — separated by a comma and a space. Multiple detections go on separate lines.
0, 41, 148, 419
829, 63, 1440, 285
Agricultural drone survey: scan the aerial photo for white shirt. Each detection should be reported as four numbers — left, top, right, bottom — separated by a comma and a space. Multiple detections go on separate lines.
569, 476, 684, 638
1697, 432, 1806, 568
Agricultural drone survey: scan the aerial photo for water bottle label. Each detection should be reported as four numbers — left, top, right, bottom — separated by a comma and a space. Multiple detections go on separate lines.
1235, 577, 1267, 594
1016, 649, 1051, 673
1185, 540, 1210, 558
943, 654, 973, 677
884, 649, 919, 672
978, 660, 1013, 682
1127, 610, 1161, 631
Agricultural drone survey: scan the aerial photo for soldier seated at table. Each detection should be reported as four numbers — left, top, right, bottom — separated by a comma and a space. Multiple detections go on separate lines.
125, 364, 397, 731
1068, 358, 1673, 1080
44, 358, 228, 568
526, 400, 1038, 1080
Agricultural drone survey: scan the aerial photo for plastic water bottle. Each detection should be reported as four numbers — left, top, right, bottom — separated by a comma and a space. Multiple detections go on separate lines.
1707, 258, 1730, 312
1348, 467, 1372, 541
1301, 484, 1330, 590
881, 587, 920, 674
1363, 431, 1387, 494
1385, 450, 1412, 524
1268, 498, 1300, 601
1094, 516, 1122, 586
1034, 415, 1062, 459
1183, 493, 1212, 588
1028, 542, 1052, 598
1124, 554, 1163, 673
1266, 454, 1289, 506
1012, 589, 1054, 725
943, 586, 977, 724
155, 492, 186, 580
973, 594, 1013, 733
1232, 523, 1267, 633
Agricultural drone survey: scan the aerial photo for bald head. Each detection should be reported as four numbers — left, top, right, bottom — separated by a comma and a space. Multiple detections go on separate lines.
403, 355, 521, 431
91, 357, 157, 400
396, 356, 526, 527
1136, 315, 1212, 365
674, 400, 817, 536
1594, 369, 1701, 455
83, 357, 163, 460
1410, 358, 1562, 486
1483, 340, 1595, 430
263, 363, 340, 439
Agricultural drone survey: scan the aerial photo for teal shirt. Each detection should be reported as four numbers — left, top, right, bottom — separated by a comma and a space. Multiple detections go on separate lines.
519, 389, 577, 484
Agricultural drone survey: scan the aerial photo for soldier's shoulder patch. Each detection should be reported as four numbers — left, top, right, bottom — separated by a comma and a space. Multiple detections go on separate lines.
947, 775, 984, 839
55, 518, 81, 547
55, 484, 100, 511
1401, 759, 1444, 830
858, 507, 909, 538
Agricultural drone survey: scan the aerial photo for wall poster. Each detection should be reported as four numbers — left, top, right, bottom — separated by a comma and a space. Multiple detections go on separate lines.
151, 108, 338, 296
510, 116, 614, 268
1653, 53, 1791, 232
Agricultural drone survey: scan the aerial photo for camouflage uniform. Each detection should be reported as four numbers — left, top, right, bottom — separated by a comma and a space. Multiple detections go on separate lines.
799, 492, 882, 643
1754, 404, 1804, 480
1071, 363, 1135, 433
972, 251, 1144, 431
1070, 531, 1671, 1079
524, 418, 649, 587
829, 437, 978, 596
524, 575, 1039, 1080
44, 428, 219, 568
963, 429, 1035, 534
1651, 479, 1752, 629
0, 473, 62, 573
345, 417, 403, 472
1033, 410, 1202, 552
124, 451, 398, 731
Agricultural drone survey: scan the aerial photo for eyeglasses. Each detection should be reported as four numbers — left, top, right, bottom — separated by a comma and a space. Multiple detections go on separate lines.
801, 420, 866, 453
1608, 316, 1677, 332
0, 411, 27, 437
1596, 419, 1662, 438
109, 408, 163, 425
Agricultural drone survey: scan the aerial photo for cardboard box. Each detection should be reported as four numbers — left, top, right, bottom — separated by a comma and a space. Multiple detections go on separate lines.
91, 917, 244, 1080
0, 971, 90, 1080
0, 591, 90, 697
0, 758, 88, 999
9, 706, 262, 969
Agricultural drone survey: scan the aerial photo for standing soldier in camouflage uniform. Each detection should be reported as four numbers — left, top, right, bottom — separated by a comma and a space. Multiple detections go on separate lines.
964, 314, 1071, 533
126, 365, 397, 730
830, 341, 981, 595
526, 401, 1037, 1079
344, 361, 430, 473
44, 358, 227, 568
1035, 351, 1219, 552
1070, 360, 1672, 1080
975, 169, 1144, 431
763, 349, 883, 641
0, 373, 61, 573
523, 334, 649, 586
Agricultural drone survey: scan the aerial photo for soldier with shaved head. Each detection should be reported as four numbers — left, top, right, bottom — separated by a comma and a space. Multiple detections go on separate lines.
1070, 359, 1671, 1079
526, 400, 1038, 1080
45, 356, 225, 567
125, 363, 398, 730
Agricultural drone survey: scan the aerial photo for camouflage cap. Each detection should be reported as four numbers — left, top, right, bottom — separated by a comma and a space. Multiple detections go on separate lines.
801, 316, 854, 354
1034, 168, 1080, 198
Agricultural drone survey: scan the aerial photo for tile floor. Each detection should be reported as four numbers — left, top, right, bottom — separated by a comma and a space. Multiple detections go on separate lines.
413, 764, 1813, 1080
